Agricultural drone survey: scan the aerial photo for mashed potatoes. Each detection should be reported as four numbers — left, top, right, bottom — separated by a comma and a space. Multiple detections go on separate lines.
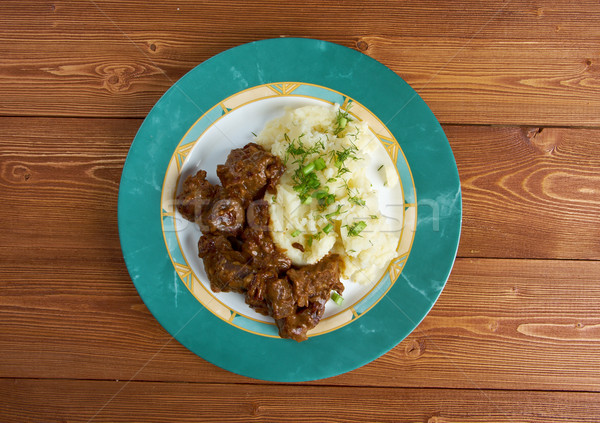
255, 105, 400, 285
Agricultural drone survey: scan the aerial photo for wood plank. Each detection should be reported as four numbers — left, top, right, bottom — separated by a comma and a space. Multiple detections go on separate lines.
2, 255, 600, 391
352, 258, 600, 391
0, 117, 134, 249
1, 379, 599, 423
1, 118, 600, 390
1, 118, 598, 259
3, 0, 600, 40
448, 125, 600, 259
1, 1, 599, 125
372, 38, 600, 127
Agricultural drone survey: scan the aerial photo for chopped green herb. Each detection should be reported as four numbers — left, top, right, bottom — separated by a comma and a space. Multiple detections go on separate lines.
331, 291, 344, 306
330, 143, 361, 179
325, 205, 344, 219
377, 164, 384, 171
370, 214, 378, 219
302, 162, 315, 175
291, 229, 301, 237
318, 193, 335, 209
336, 167, 351, 178
251, 131, 257, 137
348, 126, 361, 142
333, 103, 353, 136
349, 196, 366, 206
322, 223, 334, 234
271, 195, 277, 203
347, 221, 367, 237
313, 189, 329, 199
283, 133, 331, 203
313, 157, 326, 171
332, 144, 358, 168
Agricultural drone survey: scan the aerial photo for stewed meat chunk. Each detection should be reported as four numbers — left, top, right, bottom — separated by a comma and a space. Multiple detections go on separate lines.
242, 200, 291, 274
177, 143, 345, 342
176, 170, 216, 223
217, 143, 285, 206
278, 254, 345, 341
198, 234, 253, 293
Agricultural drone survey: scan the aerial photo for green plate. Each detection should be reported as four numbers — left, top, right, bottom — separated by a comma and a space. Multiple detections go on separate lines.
118, 38, 461, 382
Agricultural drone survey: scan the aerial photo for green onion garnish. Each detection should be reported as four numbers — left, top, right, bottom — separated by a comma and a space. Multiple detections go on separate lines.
347, 221, 367, 237
313, 157, 326, 171
313, 189, 329, 199
331, 291, 343, 306
302, 162, 315, 175
322, 223, 333, 234
291, 230, 300, 237
349, 196, 366, 206
325, 205, 343, 219
333, 106, 353, 135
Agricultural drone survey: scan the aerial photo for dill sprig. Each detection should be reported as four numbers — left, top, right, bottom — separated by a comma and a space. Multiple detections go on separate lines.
347, 221, 367, 237
333, 102, 353, 136
284, 133, 329, 205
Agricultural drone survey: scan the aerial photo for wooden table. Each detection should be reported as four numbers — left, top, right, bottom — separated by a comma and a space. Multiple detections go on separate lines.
2, 1, 599, 421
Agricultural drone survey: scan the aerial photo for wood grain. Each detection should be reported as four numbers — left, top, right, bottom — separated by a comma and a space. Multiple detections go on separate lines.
1, 118, 599, 391
1, 379, 599, 423
448, 125, 600, 259
2, 118, 598, 260
2, 1, 600, 421
3, 250, 600, 390
2, 0, 600, 39
1, 1, 599, 125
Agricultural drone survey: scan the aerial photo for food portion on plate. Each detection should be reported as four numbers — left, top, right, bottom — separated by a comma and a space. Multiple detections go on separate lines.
176, 104, 401, 341
177, 142, 344, 342
256, 105, 400, 285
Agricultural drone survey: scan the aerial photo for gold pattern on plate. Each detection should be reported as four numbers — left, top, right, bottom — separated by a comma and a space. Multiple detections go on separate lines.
190, 274, 233, 321
379, 135, 399, 163
397, 206, 417, 256
175, 143, 195, 173
348, 102, 392, 139
307, 308, 355, 336
267, 82, 301, 95
221, 86, 274, 110
389, 256, 407, 282
173, 263, 193, 289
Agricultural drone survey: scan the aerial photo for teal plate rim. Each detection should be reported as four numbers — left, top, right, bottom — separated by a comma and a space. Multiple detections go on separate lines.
118, 38, 462, 382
